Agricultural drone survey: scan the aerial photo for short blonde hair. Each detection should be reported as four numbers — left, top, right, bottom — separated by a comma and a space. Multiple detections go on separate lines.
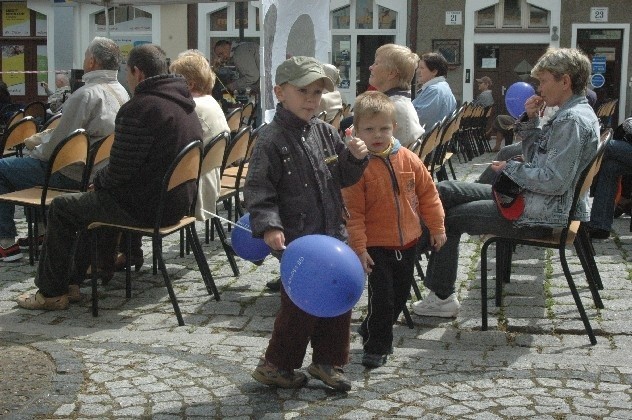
375, 44, 419, 90
169, 50, 216, 95
531, 47, 591, 95
353, 91, 395, 127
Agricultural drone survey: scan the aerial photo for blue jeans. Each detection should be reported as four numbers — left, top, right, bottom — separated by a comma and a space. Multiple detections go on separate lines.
589, 140, 632, 231
0, 156, 81, 239
424, 181, 552, 297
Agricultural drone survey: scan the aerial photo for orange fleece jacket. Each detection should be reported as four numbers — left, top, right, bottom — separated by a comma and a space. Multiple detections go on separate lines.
342, 146, 445, 256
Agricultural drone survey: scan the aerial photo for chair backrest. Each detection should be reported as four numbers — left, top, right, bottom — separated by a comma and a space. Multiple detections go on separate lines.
23, 101, 47, 122
7, 110, 24, 128
38, 129, 90, 208
241, 102, 254, 126
153, 140, 203, 229
201, 131, 229, 175
221, 125, 251, 175
246, 122, 266, 160
417, 117, 445, 163
1, 116, 38, 155
48, 129, 90, 175
83, 133, 114, 189
316, 110, 327, 121
225, 107, 242, 134
41, 113, 62, 131
560, 129, 612, 244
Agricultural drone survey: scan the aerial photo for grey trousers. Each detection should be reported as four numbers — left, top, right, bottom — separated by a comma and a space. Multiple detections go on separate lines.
423, 181, 552, 297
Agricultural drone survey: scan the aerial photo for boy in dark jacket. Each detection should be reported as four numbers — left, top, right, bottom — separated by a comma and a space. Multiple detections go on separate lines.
245, 56, 368, 391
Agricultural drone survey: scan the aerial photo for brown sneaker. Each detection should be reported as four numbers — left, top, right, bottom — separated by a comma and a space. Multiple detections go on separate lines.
251, 358, 307, 389
17, 291, 69, 310
307, 363, 352, 391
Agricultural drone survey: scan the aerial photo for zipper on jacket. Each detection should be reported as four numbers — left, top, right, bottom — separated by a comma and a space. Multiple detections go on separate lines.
378, 156, 405, 246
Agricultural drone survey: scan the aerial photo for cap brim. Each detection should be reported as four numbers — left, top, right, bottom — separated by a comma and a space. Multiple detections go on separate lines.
288, 74, 335, 92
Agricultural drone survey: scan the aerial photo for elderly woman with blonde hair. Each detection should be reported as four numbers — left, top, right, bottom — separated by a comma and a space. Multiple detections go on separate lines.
170, 50, 230, 220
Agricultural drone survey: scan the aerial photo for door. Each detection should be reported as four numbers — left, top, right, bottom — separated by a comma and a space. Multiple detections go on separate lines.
356, 34, 394, 96
475, 44, 548, 116
0, 40, 47, 104
576, 29, 623, 127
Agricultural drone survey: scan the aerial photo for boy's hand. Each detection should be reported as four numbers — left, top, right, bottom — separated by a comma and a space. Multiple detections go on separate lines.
347, 136, 368, 160
359, 251, 374, 274
430, 233, 447, 251
263, 229, 286, 251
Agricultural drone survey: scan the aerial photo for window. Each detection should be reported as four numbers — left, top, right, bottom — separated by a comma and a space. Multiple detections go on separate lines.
332, 6, 350, 30
529, 5, 548, 28
355, 0, 373, 29
95, 6, 151, 30
210, 8, 227, 31
377, 6, 396, 29
502, 0, 521, 27
476, 0, 550, 30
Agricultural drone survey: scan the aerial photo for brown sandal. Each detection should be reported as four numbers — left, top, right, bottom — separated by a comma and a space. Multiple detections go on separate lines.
17, 291, 69, 310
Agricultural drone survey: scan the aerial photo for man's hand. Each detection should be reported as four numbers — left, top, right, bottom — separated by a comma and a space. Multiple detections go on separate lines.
524, 95, 545, 120
263, 229, 286, 251
347, 136, 368, 160
430, 233, 447, 251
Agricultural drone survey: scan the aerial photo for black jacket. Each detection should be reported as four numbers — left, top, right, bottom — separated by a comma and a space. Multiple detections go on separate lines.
94, 74, 203, 226
244, 104, 367, 243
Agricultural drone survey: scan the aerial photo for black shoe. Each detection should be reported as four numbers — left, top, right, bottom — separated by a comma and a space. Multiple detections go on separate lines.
362, 352, 388, 369
266, 278, 281, 291
588, 226, 611, 240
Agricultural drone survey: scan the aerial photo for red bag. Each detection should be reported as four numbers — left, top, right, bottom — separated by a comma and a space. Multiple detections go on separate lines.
492, 172, 525, 221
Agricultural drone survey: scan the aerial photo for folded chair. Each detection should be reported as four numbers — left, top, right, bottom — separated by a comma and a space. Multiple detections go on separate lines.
480, 132, 612, 345
88, 140, 219, 326
0, 129, 90, 265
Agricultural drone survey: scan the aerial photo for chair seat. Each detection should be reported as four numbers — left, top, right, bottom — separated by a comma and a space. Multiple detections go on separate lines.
481, 220, 580, 246
0, 186, 76, 206
88, 216, 197, 237
220, 175, 245, 189
222, 164, 249, 178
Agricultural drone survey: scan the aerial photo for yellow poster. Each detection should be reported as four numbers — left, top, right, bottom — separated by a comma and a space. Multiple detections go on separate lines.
2, 3, 30, 37
2, 45, 25, 96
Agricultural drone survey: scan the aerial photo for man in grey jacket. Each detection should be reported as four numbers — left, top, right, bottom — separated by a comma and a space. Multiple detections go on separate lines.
0, 37, 129, 262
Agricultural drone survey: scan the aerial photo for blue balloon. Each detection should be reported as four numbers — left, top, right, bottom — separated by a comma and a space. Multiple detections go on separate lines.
280, 235, 365, 317
505, 82, 535, 119
230, 213, 270, 262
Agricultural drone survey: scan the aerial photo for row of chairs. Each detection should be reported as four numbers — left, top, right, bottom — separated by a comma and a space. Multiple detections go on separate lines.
596, 99, 618, 131
100, 122, 270, 325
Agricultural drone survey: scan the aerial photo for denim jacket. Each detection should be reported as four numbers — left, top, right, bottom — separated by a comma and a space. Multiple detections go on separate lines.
504, 94, 599, 228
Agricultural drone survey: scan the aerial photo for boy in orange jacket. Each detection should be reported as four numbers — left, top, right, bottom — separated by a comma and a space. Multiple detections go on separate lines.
342, 91, 446, 368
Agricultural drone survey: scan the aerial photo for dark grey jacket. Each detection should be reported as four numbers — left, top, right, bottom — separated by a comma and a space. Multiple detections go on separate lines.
244, 104, 367, 243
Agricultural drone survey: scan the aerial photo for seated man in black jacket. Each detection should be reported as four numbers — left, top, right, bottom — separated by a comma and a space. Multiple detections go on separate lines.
17, 44, 203, 310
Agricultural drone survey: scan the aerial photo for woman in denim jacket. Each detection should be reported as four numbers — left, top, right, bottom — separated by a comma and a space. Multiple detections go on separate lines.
411, 48, 600, 319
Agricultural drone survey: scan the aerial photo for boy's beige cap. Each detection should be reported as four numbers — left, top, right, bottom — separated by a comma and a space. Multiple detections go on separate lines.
275, 56, 335, 92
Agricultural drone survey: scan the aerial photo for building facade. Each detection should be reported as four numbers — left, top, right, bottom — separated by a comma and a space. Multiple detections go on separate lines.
1, 0, 630, 123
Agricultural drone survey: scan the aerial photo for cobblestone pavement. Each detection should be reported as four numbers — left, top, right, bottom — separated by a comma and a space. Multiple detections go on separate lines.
1, 152, 631, 419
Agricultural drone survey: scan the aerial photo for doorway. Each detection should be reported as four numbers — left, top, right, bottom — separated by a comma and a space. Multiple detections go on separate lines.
356, 35, 394, 96
576, 28, 623, 126
474, 44, 548, 116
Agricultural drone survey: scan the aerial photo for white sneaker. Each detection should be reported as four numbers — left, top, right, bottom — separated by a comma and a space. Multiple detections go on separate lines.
411, 291, 460, 318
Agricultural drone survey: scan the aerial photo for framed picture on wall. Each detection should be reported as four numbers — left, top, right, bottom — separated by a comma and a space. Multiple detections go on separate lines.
432, 39, 461, 66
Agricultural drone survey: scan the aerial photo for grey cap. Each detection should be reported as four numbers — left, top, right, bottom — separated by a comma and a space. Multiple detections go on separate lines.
275, 56, 335, 92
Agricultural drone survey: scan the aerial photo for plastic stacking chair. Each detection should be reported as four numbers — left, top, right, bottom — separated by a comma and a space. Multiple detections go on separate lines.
0, 129, 90, 265
480, 131, 612, 345
88, 140, 219, 326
